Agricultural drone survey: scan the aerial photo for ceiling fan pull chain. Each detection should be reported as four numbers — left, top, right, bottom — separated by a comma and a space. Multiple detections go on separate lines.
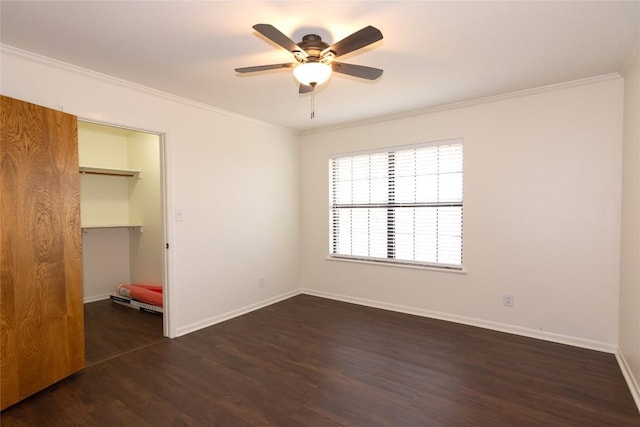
311, 90, 315, 119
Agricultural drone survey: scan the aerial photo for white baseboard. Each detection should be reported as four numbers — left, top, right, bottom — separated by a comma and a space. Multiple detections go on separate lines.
301, 288, 616, 354
175, 289, 301, 337
616, 348, 640, 412
83, 293, 111, 303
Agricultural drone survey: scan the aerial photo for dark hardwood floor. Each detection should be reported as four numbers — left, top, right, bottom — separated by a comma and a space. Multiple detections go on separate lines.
84, 299, 165, 367
2, 295, 639, 426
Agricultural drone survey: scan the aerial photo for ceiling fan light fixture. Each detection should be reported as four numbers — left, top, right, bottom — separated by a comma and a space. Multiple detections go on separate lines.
293, 62, 332, 87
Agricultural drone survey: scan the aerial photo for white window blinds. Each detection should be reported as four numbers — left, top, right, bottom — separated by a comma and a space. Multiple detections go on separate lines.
329, 139, 463, 269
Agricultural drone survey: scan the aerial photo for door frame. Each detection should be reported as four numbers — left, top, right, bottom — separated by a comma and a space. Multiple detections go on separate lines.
78, 118, 172, 338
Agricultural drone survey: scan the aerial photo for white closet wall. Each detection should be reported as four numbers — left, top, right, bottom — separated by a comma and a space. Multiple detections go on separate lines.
79, 122, 163, 302
79, 125, 130, 226
127, 131, 163, 285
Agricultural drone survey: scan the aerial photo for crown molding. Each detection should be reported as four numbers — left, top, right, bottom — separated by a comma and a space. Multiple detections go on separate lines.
300, 73, 622, 136
1, 44, 623, 138
0, 44, 296, 135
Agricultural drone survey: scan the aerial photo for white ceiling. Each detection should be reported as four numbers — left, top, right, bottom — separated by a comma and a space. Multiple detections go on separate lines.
1, 1, 638, 132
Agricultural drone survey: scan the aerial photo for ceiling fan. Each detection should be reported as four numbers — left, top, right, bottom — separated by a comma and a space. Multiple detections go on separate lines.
235, 24, 384, 94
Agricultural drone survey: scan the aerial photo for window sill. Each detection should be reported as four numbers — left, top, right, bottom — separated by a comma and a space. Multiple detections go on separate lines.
325, 256, 468, 274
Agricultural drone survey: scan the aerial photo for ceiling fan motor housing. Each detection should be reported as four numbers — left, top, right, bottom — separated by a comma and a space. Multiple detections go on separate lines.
296, 34, 332, 63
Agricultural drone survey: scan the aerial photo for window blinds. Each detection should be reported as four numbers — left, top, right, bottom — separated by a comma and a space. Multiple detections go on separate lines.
329, 139, 463, 269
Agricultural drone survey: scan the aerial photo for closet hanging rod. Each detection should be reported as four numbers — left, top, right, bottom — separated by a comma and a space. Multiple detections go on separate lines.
78, 166, 140, 178
80, 170, 136, 177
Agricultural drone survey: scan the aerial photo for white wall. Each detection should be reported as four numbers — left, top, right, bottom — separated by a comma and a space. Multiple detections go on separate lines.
79, 124, 131, 226
300, 78, 624, 350
79, 122, 132, 301
0, 46, 300, 337
82, 228, 131, 302
619, 42, 640, 405
127, 131, 164, 286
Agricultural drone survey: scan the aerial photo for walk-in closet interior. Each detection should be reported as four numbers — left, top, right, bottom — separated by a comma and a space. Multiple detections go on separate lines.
78, 121, 166, 364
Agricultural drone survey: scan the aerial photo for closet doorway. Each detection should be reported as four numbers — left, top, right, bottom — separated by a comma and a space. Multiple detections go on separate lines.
78, 121, 168, 366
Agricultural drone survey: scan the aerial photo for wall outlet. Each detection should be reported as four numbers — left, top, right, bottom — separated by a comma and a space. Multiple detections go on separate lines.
258, 276, 265, 288
503, 293, 515, 307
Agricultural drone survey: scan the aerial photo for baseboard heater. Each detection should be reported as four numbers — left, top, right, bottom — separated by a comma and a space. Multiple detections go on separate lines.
110, 293, 163, 314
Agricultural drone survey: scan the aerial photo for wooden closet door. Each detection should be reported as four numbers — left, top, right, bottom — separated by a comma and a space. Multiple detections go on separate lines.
1, 96, 84, 410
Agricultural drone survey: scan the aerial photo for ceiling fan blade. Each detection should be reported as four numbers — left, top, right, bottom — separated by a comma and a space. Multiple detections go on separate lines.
299, 84, 314, 94
323, 26, 383, 57
235, 63, 294, 73
332, 62, 383, 80
253, 24, 308, 58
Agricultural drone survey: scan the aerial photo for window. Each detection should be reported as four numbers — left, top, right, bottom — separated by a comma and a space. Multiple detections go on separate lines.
329, 139, 463, 269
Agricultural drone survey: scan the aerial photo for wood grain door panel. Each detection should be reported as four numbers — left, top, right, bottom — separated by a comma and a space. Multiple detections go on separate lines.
1, 96, 84, 410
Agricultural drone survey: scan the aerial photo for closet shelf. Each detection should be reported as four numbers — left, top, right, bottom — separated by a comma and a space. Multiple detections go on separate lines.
79, 166, 141, 178
81, 224, 143, 232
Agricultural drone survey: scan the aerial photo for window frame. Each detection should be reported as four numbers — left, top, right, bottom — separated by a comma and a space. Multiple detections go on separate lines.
328, 138, 464, 270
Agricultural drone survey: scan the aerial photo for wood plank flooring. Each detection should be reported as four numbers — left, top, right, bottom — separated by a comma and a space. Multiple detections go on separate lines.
84, 299, 165, 367
2, 295, 639, 426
